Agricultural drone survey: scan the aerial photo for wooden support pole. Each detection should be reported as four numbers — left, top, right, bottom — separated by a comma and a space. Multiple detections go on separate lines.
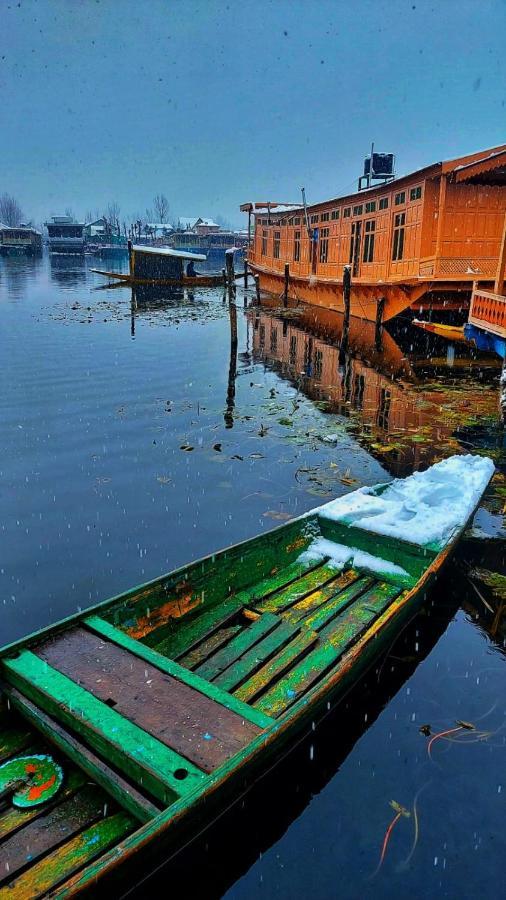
283, 263, 289, 307
254, 274, 261, 304
222, 267, 227, 289
244, 259, 249, 287
494, 211, 506, 295
375, 296, 385, 350
339, 265, 351, 368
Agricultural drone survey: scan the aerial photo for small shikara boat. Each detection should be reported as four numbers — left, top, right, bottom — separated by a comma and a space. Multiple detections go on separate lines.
412, 319, 468, 343
91, 243, 224, 287
0, 455, 493, 896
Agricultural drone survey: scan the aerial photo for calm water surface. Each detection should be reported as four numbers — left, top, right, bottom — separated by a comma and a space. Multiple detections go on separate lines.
1, 254, 505, 898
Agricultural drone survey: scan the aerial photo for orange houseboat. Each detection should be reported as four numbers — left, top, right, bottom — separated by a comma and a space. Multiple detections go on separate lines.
241, 145, 506, 322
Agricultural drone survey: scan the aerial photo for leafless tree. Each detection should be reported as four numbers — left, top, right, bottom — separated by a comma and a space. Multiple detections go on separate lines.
64, 207, 75, 221
104, 201, 121, 235
153, 193, 169, 223
0, 193, 24, 226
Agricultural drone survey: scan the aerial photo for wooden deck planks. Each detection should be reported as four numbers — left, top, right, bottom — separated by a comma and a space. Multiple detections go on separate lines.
194, 613, 280, 681
300, 576, 375, 632
151, 558, 324, 662
0, 786, 106, 885
179, 624, 242, 670
255, 582, 403, 717
0, 812, 132, 899
213, 621, 300, 692
34, 628, 264, 775
283, 569, 362, 624
0, 770, 87, 842
255, 565, 347, 614
0, 726, 32, 764
234, 629, 319, 704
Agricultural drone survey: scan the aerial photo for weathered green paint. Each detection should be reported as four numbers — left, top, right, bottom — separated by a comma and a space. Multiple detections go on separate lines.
109, 517, 316, 637
317, 515, 429, 584
0, 753, 63, 808
255, 582, 402, 716
0, 464, 492, 897
0, 769, 86, 841
194, 613, 280, 681
179, 624, 242, 669
283, 568, 360, 624
2, 651, 206, 805
214, 621, 299, 692
234, 628, 319, 703
84, 615, 273, 731
255, 564, 343, 614
0, 812, 132, 899
301, 576, 375, 632
5, 686, 159, 824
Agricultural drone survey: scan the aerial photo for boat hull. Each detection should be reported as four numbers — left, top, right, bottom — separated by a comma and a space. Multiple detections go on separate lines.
248, 263, 427, 322
90, 269, 224, 288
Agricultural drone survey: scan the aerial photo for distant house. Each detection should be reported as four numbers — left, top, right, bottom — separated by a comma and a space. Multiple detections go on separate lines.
177, 217, 221, 235
145, 223, 174, 238
84, 217, 108, 238
193, 218, 220, 236
0, 222, 42, 256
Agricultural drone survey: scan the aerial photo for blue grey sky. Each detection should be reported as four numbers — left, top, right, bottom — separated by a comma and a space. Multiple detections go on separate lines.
2, 0, 505, 227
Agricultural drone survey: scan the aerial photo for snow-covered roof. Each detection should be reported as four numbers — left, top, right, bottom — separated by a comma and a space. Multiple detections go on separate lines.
178, 217, 197, 229
146, 223, 174, 231
132, 244, 206, 261
195, 218, 219, 227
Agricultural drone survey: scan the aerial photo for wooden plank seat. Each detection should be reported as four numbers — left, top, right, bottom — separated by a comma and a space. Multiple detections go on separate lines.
2, 626, 268, 801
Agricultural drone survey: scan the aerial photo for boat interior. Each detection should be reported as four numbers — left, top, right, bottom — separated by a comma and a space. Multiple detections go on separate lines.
0, 511, 434, 895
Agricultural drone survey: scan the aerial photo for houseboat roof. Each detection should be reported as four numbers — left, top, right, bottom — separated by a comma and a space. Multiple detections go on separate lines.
241, 145, 506, 216
132, 245, 207, 261
0, 223, 41, 235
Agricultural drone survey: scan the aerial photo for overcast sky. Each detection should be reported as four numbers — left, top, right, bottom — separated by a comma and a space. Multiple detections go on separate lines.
2, 0, 505, 227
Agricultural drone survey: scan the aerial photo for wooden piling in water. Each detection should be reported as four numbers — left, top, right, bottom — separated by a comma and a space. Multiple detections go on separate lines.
375, 297, 385, 350
254, 274, 261, 304
222, 268, 227, 289
338, 266, 351, 368
283, 263, 289, 307
244, 260, 249, 288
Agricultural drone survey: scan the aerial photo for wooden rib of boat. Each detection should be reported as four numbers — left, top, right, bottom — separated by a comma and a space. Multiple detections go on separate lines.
0, 456, 493, 897
412, 319, 468, 342
91, 243, 224, 287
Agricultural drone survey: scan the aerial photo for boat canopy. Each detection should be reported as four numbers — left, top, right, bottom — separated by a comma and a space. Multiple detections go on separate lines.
132, 245, 207, 261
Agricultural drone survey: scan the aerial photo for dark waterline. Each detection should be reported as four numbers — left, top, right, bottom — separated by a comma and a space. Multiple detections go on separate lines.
1, 253, 505, 898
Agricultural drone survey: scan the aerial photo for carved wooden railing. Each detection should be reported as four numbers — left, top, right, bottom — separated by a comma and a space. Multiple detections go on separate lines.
468, 286, 506, 338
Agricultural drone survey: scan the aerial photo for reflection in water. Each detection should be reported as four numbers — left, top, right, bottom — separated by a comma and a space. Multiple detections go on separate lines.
248, 301, 501, 476
130, 583, 461, 898
0, 254, 44, 297
49, 254, 87, 286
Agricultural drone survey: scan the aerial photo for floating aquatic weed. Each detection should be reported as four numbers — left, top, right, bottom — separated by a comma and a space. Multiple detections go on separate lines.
371, 800, 410, 877
400, 780, 432, 870
427, 725, 464, 759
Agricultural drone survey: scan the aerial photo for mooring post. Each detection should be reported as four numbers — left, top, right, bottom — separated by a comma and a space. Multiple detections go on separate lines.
375, 296, 385, 350
244, 259, 249, 288
339, 265, 351, 369
225, 249, 235, 289
283, 263, 289, 307
254, 274, 261, 304
127, 239, 133, 276
222, 267, 227, 290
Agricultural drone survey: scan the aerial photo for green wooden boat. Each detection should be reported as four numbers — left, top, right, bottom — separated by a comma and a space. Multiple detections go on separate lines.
0, 455, 493, 897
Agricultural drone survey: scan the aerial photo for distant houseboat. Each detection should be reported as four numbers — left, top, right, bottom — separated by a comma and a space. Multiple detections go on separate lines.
0, 223, 42, 256
45, 215, 85, 254
241, 145, 506, 322
92, 243, 225, 287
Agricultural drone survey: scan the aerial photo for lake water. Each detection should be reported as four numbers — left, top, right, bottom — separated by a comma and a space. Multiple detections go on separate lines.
1, 252, 505, 898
